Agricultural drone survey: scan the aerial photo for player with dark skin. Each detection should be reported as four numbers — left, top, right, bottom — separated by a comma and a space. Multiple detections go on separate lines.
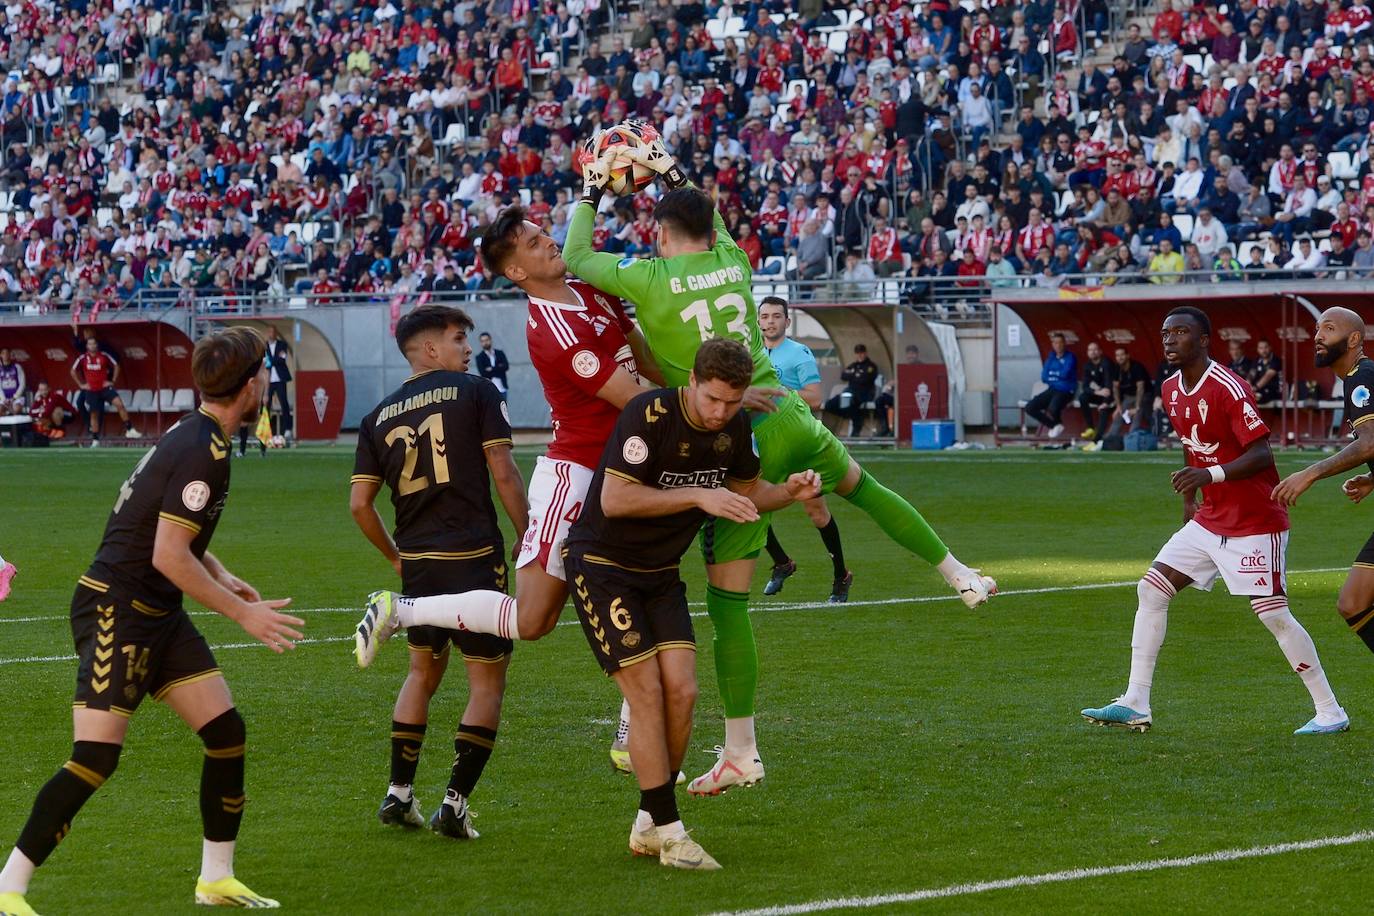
1272, 306, 1374, 624
1161, 310, 1279, 591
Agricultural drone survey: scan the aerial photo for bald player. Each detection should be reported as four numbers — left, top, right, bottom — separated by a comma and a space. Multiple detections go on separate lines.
1273, 306, 1374, 657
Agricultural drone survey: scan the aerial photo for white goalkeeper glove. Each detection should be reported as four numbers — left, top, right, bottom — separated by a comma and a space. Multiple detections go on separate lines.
622, 135, 690, 189
579, 134, 619, 205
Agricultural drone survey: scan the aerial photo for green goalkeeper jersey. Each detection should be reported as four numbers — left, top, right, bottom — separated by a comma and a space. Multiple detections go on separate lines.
563, 200, 781, 390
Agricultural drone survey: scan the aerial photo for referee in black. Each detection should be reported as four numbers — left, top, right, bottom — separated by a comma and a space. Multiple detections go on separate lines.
0, 327, 303, 915
349, 305, 528, 840
564, 337, 819, 872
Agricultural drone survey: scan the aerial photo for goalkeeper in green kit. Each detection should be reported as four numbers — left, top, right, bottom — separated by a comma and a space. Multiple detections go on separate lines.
563, 128, 998, 795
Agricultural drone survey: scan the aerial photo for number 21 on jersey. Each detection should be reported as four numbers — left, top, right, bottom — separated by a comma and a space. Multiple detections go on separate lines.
386, 413, 449, 495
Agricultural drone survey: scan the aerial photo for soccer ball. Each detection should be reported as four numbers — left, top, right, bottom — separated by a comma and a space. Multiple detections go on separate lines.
576, 123, 657, 196
271, 435, 285, 448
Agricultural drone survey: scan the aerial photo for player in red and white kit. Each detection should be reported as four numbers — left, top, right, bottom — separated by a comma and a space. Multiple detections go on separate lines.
1082, 307, 1348, 735
69, 334, 138, 445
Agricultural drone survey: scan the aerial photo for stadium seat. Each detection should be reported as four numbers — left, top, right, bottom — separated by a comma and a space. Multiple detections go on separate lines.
300, 223, 320, 243
129, 389, 154, 413
1238, 240, 1261, 262
157, 389, 177, 412
828, 30, 848, 53
1328, 151, 1358, 180
1172, 214, 1194, 241
706, 18, 726, 49
1183, 53, 1204, 72
518, 189, 532, 206
117, 389, 133, 407
436, 121, 466, 149
171, 389, 196, 412
725, 15, 746, 39
786, 79, 808, 104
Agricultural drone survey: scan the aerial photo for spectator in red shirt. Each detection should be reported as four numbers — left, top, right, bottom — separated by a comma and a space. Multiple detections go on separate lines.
496, 48, 527, 108
956, 248, 986, 287
867, 216, 904, 277
1154, 0, 1184, 43
28, 381, 73, 440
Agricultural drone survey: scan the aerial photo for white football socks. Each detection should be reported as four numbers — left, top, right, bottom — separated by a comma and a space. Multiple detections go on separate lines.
616, 699, 631, 745
388, 784, 413, 803
723, 717, 756, 756
0, 848, 35, 894
634, 809, 654, 833
1120, 572, 1174, 713
200, 839, 235, 884
396, 591, 517, 639
1254, 599, 1344, 722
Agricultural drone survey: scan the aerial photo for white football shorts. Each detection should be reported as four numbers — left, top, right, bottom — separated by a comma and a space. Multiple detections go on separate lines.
516, 455, 594, 582
1153, 520, 1288, 597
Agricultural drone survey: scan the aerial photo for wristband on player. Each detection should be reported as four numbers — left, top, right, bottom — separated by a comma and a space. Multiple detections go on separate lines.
661, 160, 690, 189
580, 184, 605, 207
1208, 464, 1226, 484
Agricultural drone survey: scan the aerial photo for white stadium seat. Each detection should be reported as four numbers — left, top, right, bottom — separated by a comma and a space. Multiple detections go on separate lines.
171, 389, 196, 412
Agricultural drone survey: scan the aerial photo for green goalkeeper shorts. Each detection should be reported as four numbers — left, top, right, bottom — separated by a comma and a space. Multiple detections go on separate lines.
699, 391, 854, 565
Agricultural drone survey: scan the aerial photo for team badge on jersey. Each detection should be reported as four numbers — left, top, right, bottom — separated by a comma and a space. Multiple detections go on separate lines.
182, 481, 210, 511
572, 350, 601, 378
623, 436, 649, 464
714, 433, 732, 455
1353, 385, 1371, 408
1199, 398, 1208, 423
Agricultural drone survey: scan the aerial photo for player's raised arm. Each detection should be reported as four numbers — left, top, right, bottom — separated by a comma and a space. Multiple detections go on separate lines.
562, 141, 661, 304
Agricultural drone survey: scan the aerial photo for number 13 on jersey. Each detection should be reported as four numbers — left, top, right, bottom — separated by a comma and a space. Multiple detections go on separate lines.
679, 293, 749, 342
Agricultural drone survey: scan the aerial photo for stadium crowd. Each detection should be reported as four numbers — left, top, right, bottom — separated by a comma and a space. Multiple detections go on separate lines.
1, 0, 1374, 315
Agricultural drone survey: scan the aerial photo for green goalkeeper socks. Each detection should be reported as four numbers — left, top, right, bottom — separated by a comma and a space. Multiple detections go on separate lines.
842, 469, 949, 566
706, 584, 756, 719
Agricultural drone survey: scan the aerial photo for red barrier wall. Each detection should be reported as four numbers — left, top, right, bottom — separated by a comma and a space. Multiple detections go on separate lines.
994, 289, 1372, 444
0, 320, 197, 438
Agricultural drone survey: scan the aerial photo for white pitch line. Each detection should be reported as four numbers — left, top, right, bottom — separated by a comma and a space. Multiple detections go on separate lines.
708, 829, 1374, 916
0, 566, 1352, 666
0, 636, 353, 667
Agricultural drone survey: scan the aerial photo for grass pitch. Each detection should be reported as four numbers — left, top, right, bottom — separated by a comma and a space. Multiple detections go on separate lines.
1, 447, 1372, 915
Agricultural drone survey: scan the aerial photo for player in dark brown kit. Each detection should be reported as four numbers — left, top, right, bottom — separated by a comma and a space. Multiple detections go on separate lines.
1273, 306, 1374, 659
563, 337, 820, 870
349, 304, 528, 840
0, 327, 303, 915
